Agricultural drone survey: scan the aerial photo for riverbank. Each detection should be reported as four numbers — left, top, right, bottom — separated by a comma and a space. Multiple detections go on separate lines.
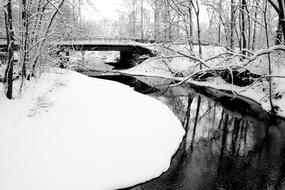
0, 69, 184, 190
123, 56, 285, 118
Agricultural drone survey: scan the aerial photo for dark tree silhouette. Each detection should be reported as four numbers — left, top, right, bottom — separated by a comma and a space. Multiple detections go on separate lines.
4, 0, 14, 99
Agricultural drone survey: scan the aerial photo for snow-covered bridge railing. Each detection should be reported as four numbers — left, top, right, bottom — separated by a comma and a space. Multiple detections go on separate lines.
61, 37, 154, 43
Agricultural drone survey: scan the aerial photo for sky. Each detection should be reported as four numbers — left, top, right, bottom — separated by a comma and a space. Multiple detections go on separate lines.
81, 0, 209, 23
81, 0, 123, 21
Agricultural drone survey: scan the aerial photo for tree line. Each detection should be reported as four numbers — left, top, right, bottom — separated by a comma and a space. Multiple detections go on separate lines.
0, 0, 90, 99
112, 0, 285, 113
110, 0, 284, 48
1, 0, 285, 113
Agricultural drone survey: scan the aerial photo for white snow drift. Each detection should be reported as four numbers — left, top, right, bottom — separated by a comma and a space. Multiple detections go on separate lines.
0, 70, 184, 190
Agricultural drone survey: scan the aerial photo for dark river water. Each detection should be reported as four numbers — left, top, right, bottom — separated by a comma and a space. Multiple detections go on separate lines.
93, 74, 285, 190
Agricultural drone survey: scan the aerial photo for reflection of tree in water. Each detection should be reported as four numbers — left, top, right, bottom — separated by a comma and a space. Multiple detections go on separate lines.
162, 93, 285, 190
183, 96, 285, 190
156, 90, 193, 122
122, 77, 285, 190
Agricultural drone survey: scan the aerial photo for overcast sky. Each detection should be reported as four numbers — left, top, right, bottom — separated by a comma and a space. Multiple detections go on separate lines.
81, 0, 123, 21
81, 0, 209, 23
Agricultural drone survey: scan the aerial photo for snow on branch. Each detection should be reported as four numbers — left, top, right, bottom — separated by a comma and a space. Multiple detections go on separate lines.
243, 45, 285, 66
161, 45, 210, 68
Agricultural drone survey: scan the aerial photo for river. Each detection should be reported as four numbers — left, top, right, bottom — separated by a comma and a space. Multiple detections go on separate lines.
93, 74, 285, 190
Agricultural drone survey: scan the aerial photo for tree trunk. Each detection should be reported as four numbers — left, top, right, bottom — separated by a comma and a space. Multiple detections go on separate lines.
270, 0, 285, 44
141, 0, 144, 40
4, 0, 14, 99
188, 5, 193, 51
218, 0, 222, 44
247, 3, 251, 53
241, 0, 247, 55
230, 0, 236, 50
276, 18, 283, 44
252, 1, 258, 50
191, 0, 202, 61
154, 0, 160, 41
196, 13, 202, 59
264, 0, 276, 113
278, 0, 285, 44
22, 0, 28, 78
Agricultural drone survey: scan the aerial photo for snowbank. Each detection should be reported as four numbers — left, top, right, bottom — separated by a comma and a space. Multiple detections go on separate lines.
125, 56, 285, 117
0, 70, 184, 190
124, 44, 227, 78
124, 56, 196, 77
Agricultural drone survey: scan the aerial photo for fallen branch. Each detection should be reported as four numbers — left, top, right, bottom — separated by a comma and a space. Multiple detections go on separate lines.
243, 45, 285, 66
161, 44, 210, 68
205, 49, 252, 63
170, 66, 261, 87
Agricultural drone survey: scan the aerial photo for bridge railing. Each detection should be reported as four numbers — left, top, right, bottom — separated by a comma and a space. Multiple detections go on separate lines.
58, 36, 155, 43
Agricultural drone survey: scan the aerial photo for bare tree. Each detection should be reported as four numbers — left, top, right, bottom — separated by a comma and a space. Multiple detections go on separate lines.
240, 0, 247, 55
123, 0, 140, 38
4, 0, 14, 99
268, 0, 285, 44
230, 0, 236, 50
141, 0, 144, 40
21, 0, 29, 78
167, 0, 194, 49
251, 0, 259, 50
30, 0, 66, 76
263, 0, 276, 112
191, 0, 203, 60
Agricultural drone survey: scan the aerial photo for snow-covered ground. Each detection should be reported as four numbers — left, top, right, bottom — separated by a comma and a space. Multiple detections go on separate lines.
123, 45, 285, 118
197, 74, 285, 117
0, 70, 184, 190
69, 51, 119, 71
124, 44, 227, 78
123, 56, 194, 77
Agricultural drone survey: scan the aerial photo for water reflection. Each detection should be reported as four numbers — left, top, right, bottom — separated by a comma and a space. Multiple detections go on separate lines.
91, 74, 285, 190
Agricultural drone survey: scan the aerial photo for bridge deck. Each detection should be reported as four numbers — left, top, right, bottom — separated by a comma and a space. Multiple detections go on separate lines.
0, 39, 155, 54
54, 41, 144, 51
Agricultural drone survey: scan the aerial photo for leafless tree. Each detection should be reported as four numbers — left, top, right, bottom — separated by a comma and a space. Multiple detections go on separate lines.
4, 0, 14, 99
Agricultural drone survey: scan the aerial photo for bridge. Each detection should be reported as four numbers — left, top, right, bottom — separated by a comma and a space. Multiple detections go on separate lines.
0, 38, 156, 66
54, 40, 155, 64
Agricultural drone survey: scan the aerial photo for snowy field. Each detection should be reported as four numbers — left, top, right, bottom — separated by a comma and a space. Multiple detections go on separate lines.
0, 70, 184, 190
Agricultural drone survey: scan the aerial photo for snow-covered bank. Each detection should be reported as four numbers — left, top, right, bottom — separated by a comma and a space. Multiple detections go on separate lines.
124, 56, 285, 117
0, 70, 184, 190
186, 76, 285, 116
122, 45, 226, 78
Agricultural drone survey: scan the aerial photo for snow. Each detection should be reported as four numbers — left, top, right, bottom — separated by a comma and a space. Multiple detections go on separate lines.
124, 56, 199, 77
123, 45, 285, 117
69, 51, 119, 72
123, 44, 227, 78
124, 57, 175, 77
0, 70, 184, 190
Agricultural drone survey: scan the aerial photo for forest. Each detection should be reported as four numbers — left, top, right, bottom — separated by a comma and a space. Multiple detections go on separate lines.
1, 0, 285, 114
